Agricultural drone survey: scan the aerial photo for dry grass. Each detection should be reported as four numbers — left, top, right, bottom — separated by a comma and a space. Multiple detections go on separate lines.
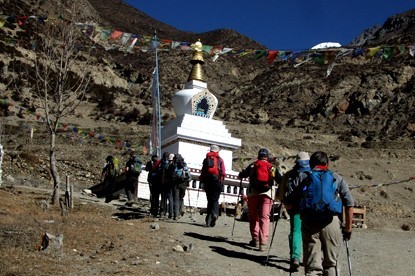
0, 186, 191, 276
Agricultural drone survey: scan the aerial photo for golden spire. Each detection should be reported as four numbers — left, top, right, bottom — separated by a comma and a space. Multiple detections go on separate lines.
187, 39, 205, 82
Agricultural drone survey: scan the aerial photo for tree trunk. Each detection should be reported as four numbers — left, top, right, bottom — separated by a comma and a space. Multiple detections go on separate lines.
0, 144, 3, 188
50, 131, 60, 204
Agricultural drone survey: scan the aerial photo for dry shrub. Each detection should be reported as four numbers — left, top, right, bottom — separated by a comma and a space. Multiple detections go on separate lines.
19, 151, 40, 164
0, 187, 179, 275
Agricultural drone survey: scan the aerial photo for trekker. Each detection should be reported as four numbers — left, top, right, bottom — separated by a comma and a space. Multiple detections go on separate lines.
171, 153, 191, 220
159, 152, 173, 218
149, 154, 166, 217
100, 155, 119, 203
279, 151, 311, 271
285, 151, 354, 276
145, 154, 160, 216
199, 145, 226, 227
124, 153, 142, 207
238, 148, 279, 251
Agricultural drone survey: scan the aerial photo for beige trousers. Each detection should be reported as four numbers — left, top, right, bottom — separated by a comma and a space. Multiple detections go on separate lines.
302, 216, 342, 276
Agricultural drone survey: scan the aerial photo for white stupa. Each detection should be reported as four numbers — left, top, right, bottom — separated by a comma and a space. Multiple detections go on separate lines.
137, 40, 248, 207
161, 40, 241, 176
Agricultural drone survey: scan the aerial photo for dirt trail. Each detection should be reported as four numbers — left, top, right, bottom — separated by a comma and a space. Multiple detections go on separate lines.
141, 204, 415, 276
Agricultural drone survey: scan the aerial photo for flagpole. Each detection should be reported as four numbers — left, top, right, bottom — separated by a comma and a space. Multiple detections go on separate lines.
152, 31, 161, 158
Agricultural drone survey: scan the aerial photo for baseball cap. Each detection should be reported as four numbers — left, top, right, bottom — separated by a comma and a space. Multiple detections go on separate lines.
258, 148, 269, 158
168, 153, 175, 161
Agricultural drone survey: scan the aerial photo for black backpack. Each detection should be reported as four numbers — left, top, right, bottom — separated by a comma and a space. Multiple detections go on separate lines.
172, 154, 190, 186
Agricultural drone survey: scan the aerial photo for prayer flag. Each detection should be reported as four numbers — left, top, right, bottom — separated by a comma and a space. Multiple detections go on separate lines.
150, 66, 161, 157
409, 44, 415, 57
366, 47, 381, 59
255, 50, 267, 59
0, 16, 6, 28
17, 16, 27, 26
267, 50, 279, 63
382, 47, 394, 60
150, 33, 162, 157
109, 30, 123, 41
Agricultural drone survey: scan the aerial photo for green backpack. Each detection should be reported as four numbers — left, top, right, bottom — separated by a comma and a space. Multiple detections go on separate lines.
106, 156, 118, 177
130, 157, 142, 175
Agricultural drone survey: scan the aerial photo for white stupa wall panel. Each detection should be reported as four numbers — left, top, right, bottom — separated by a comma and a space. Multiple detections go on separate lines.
136, 171, 249, 208
177, 142, 209, 168
175, 129, 239, 146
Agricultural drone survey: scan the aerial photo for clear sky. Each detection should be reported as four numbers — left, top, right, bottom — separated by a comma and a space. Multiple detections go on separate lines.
124, 0, 414, 50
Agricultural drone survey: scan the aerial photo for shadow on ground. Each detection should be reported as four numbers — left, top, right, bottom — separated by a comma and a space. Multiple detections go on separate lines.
210, 245, 291, 272
183, 231, 291, 272
112, 206, 148, 220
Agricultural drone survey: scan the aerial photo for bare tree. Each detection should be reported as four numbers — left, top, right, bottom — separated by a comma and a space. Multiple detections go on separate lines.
15, 3, 94, 204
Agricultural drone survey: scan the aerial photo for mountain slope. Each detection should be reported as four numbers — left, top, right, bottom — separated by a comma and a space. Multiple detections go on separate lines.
0, 0, 414, 145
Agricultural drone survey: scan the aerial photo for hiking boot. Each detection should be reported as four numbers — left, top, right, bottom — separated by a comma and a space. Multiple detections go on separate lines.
210, 216, 217, 227
259, 243, 267, 252
248, 240, 259, 248
290, 258, 300, 271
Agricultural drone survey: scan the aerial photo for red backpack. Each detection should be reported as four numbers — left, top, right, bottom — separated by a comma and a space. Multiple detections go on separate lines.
203, 152, 220, 178
250, 159, 273, 192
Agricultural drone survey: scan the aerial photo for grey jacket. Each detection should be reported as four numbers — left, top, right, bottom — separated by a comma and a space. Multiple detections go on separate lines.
285, 169, 354, 208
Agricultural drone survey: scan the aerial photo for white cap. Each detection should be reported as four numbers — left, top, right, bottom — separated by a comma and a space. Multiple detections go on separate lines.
168, 153, 175, 161
296, 151, 310, 161
210, 145, 220, 152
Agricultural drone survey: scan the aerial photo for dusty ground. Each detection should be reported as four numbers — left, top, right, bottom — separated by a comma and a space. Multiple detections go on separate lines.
1, 184, 414, 276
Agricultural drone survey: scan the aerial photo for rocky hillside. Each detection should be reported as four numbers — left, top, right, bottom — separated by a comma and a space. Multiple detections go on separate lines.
1, 0, 414, 146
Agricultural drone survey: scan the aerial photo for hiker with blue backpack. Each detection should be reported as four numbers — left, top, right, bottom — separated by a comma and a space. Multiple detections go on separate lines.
278, 151, 311, 271
285, 151, 354, 276
124, 153, 142, 207
238, 148, 281, 251
171, 153, 191, 220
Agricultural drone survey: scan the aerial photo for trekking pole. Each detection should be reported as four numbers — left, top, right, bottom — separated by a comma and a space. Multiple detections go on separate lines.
265, 198, 282, 266
187, 185, 193, 220
345, 239, 353, 276
194, 181, 201, 222
289, 228, 293, 276
231, 178, 243, 237
222, 188, 227, 226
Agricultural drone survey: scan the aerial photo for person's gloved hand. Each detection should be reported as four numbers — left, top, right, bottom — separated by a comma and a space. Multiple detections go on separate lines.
342, 229, 352, 241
